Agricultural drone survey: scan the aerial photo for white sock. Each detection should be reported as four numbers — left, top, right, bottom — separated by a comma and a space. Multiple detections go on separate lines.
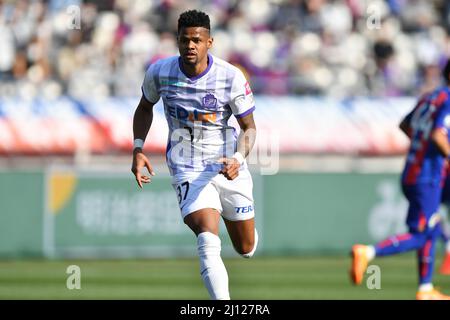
418, 283, 433, 292
241, 229, 258, 258
197, 232, 230, 300
366, 245, 376, 262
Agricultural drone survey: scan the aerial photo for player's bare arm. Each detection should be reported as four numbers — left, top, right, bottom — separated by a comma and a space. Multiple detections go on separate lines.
431, 128, 450, 158
131, 95, 156, 188
219, 113, 257, 180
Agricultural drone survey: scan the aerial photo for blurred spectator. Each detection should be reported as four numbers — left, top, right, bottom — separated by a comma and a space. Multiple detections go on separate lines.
0, 0, 450, 99
366, 39, 401, 96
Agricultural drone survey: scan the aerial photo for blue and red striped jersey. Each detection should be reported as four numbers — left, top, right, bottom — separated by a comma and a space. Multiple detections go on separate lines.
401, 87, 450, 185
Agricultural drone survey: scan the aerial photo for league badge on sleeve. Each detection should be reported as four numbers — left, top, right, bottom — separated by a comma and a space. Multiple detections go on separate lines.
202, 93, 217, 109
245, 81, 252, 96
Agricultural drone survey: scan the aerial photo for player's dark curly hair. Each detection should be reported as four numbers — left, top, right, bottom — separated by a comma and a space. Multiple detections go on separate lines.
178, 10, 210, 33
443, 59, 450, 84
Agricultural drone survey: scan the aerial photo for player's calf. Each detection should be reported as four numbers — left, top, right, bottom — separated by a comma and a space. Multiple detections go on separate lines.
197, 232, 230, 300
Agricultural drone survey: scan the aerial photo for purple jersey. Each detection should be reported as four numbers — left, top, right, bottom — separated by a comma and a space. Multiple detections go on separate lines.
401, 87, 450, 185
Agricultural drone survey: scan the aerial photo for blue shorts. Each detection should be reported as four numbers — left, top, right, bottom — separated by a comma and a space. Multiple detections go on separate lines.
402, 183, 441, 233
442, 179, 450, 205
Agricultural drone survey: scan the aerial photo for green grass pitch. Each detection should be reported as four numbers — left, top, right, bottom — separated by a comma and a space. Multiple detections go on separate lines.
0, 254, 449, 299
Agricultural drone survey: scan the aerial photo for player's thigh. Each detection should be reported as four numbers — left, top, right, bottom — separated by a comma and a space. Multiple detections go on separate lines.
216, 168, 255, 221
184, 208, 222, 236
215, 169, 255, 252
172, 178, 222, 235
403, 183, 441, 233
223, 217, 255, 254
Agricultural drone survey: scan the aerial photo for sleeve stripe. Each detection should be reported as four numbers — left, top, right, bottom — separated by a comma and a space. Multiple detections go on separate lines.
235, 106, 255, 118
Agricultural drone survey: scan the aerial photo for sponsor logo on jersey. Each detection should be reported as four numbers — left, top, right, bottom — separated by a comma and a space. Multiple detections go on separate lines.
168, 105, 216, 122
235, 205, 253, 214
161, 79, 187, 87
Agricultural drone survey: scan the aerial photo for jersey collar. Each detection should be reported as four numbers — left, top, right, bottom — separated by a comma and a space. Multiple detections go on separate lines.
178, 53, 213, 81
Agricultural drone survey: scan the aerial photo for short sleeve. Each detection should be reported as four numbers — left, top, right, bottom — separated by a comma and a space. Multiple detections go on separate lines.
404, 94, 428, 126
141, 63, 160, 104
433, 100, 450, 133
230, 69, 255, 118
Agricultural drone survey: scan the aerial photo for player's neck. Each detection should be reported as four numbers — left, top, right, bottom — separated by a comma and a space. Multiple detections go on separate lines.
181, 55, 209, 78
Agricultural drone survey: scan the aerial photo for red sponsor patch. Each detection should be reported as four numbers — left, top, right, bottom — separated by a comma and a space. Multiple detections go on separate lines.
245, 82, 252, 95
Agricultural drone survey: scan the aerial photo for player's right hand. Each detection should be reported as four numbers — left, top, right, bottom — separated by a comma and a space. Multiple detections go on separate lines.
131, 149, 155, 188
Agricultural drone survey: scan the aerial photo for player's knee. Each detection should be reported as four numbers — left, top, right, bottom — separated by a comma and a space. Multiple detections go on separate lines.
237, 229, 258, 259
235, 242, 254, 256
197, 232, 221, 258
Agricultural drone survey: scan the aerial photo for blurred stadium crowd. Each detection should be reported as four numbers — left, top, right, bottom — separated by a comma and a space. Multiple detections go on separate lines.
0, 0, 450, 99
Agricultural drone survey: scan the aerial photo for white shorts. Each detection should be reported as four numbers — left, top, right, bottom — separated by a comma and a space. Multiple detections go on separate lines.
171, 168, 255, 221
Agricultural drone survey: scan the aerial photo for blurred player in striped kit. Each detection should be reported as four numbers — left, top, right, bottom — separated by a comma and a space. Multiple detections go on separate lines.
131, 10, 258, 300
350, 60, 450, 300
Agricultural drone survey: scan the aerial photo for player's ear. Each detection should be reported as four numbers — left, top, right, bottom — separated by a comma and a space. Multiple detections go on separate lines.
207, 37, 213, 49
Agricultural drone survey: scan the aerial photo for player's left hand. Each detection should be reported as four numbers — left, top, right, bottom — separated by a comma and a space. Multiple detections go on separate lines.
218, 157, 240, 180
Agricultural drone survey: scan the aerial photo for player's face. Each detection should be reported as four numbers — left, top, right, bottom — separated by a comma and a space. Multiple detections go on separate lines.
178, 27, 213, 66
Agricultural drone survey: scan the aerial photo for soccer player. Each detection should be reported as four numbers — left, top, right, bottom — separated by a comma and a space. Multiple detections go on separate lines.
350, 59, 450, 300
131, 10, 258, 300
